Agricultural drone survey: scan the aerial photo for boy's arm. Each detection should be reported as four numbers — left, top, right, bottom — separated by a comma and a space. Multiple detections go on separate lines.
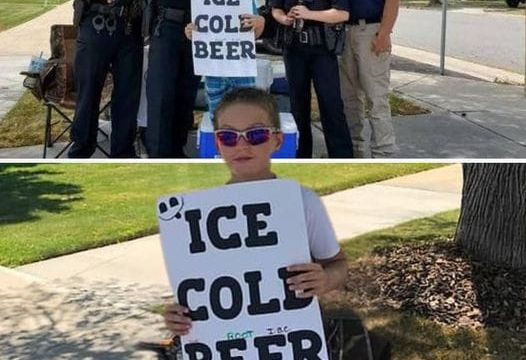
290, 187, 347, 298
287, 250, 348, 298
317, 250, 348, 291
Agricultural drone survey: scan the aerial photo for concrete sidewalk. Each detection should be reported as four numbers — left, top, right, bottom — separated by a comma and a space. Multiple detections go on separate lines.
0, 0, 74, 120
0, 165, 462, 358
391, 66, 526, 158
2, 65, 525, 159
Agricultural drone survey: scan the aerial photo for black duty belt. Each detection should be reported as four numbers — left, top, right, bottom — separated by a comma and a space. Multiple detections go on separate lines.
89, 3, 126, 17
290, 25, 324, 46
160, 7, 186, 23
348, 17, 382, 26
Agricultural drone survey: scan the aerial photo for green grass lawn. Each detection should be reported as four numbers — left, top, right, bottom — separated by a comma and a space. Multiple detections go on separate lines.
330, 210, 526, 360
0, 0, 69, 32
0, 91, 72, 149
0, 163, 442, 267
342, 210, 459, 261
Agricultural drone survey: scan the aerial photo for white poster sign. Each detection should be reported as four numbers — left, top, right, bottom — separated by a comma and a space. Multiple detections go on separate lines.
191, 0, 257, 77
157, 179, 328, 360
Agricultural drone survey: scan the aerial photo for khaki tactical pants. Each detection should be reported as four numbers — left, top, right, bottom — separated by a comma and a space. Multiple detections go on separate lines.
339, 22, 398, 158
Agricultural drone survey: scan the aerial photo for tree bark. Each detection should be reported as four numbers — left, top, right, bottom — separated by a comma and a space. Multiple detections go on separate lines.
456, 164, 526, 268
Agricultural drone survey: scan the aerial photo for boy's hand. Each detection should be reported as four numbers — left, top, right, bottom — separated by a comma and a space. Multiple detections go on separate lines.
286, 263, 329, 298
184, 23, 194, 40
240, 14, 265, 38
164, 302, 192, 336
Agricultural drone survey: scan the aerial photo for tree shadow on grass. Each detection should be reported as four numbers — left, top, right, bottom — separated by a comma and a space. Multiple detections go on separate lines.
469, 258, 526, 360
323, 293, 526, 360
0, 164, 83, 225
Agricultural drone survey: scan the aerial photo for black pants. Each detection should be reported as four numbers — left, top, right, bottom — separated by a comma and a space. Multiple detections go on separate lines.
145, 19, 201, 158
283, 45, 353, 158
69, 13, 143, 158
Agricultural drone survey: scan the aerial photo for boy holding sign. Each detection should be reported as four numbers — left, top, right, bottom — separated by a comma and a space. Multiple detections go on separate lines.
163, 88, 348, 358
185, 1, 266, 118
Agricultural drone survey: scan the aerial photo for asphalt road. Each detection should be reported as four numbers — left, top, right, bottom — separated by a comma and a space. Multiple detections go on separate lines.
393, 8, 525, 74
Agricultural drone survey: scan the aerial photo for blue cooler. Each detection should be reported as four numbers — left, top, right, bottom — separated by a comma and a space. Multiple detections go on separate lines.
198, 112, 298, 159
270, 62, 289, 95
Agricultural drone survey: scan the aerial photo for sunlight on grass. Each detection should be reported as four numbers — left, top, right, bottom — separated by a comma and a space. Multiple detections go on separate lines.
0, 163, 444, 266
0, 0, 69, 31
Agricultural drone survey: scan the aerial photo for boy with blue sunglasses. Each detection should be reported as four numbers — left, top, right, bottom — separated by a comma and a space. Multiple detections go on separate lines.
164, 87, 348, 337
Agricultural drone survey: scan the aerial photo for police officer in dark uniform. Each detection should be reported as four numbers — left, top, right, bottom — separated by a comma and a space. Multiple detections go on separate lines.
143, 0, 201, 158
69, 0, 143, 158
270, 0, 353, 158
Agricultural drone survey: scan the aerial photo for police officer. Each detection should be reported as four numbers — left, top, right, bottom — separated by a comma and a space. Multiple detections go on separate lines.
144, 0, 200, 158
269, 0, 353, 158
339, 0, 400, 158
69, 0, 143, 158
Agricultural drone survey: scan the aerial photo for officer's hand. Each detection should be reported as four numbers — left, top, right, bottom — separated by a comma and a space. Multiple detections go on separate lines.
106, 0, 115, 4
184, 23, 194, 40
164, 302, 193, 336
240, 14, 265, 38
286, 262, 330, 298
278, 13, 295, 26
289, 5, 311, 20
371, 32, 391, 56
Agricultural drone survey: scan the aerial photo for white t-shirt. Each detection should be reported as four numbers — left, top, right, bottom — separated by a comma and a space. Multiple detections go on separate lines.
300, 186, 341, 261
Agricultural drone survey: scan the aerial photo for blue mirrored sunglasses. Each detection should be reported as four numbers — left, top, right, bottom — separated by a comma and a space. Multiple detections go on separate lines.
214, 127, 280, 147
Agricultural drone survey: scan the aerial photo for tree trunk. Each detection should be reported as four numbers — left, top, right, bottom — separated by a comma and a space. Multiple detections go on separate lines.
456, 164, 526, 268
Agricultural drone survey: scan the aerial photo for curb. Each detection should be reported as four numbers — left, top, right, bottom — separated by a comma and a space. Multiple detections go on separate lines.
0, 265, 49, 287
392, 44, 525, 86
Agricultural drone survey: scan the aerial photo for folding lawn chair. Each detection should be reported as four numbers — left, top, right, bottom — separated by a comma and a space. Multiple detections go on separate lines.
21, 24, 111, 158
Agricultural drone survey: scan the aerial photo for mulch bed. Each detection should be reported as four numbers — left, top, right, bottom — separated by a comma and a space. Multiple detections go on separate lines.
343, 241, 526, 332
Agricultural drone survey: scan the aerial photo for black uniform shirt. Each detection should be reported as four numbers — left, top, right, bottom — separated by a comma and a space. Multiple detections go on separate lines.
348, 0, 385, 22
158, 0, 191, 10
268, 0, 350, 13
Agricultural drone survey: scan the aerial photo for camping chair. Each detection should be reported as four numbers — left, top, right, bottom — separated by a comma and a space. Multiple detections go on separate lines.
21, 24, 111, 158
323, 308, 392, 360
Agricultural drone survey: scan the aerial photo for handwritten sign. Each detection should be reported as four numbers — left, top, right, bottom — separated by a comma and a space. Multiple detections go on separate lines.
191, 0, 257, 77
158, 179, 328, 360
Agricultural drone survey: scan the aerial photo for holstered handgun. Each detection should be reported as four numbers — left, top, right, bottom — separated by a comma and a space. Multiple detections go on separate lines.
324, 23, 346, 55
282, 26, 294, 47
73, 0, 87, 27
142, 0, 155, 38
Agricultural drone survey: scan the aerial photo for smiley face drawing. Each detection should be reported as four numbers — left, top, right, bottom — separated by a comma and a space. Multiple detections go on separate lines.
158, 196, 184, 221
